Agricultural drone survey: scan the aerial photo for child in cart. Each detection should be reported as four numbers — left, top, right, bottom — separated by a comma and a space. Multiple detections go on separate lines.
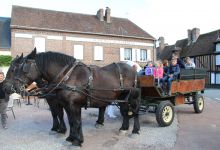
153, 61, 163, 87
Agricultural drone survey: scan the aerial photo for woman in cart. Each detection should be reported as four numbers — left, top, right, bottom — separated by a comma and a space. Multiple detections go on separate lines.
162, 58, 180, 96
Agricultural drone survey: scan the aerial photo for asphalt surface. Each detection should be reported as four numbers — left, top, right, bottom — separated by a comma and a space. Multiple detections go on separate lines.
173, 96, 220, 150
203, 88, 220, 101
0, 91, 219, 150
0, 98, 178, 150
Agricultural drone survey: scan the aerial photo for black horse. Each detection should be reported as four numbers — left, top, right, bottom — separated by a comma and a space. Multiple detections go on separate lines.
13, 48, 141, 146
3, 54, 67, 133
4, 54, 107, 133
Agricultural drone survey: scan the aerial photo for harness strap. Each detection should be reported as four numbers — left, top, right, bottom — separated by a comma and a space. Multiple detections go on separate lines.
86, 66, 93, 108
46, 62, 79, 95
114, 63, 124, 89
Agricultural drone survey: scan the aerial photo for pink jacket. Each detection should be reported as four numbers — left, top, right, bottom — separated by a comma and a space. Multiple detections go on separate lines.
153, 67, 164, 79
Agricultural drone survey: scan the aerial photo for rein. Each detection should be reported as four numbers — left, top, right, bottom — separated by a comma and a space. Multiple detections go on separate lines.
30, 62, 137, 106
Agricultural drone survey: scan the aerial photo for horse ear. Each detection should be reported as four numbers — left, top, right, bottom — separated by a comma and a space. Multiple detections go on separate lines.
28, 48, 37, 59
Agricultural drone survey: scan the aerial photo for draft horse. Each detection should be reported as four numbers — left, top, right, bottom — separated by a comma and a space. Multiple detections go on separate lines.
4, 54, 108, 133
3, 54, 67, 133
13, 48, 141, 146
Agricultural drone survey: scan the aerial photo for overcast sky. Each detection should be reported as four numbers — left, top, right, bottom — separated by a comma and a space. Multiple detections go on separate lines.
0, 0, 219, 45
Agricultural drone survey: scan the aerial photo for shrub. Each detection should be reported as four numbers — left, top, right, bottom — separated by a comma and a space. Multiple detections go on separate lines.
0, 55, 12, 66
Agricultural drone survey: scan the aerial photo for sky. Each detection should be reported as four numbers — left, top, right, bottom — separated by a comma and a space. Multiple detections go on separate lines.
0, 0, 219, 45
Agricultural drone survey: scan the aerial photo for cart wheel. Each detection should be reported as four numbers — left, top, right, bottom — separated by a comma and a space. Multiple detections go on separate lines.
193, 94, 204, 113
156, 101, 174, 127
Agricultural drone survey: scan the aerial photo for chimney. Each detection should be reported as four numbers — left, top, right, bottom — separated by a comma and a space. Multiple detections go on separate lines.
96, 9, 104, 21
192, 28, 200, 42
158, 37, 165, 49
105, 7, 111, 23
187, 29, 192, 45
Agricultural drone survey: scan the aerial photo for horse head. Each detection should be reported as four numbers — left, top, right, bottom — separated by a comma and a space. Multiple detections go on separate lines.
13, 48, 42, 95
3, 53, 23, 94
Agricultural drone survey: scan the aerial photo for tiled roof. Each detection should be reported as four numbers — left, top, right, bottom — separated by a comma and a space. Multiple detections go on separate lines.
11, 5, 155, 40
158, 29, 220, 59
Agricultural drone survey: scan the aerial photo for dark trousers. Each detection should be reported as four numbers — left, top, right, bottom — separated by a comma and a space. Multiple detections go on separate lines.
0, 99, 8, 127
162, 76, 175, 91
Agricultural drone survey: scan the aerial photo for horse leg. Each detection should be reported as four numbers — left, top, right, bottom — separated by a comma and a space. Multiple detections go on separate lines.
131, 89, 141, 134
65, 104, 84, 146
119, 103, 129, 131
57, 104, 67, 134
46, 98, 60, 132
95, 106, 106, 127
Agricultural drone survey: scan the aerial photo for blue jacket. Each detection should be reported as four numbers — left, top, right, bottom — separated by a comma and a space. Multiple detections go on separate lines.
168, 64, 180, 78
177, 58, 185, 69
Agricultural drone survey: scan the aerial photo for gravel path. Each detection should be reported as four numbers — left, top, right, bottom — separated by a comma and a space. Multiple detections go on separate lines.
0, 99, 178, 150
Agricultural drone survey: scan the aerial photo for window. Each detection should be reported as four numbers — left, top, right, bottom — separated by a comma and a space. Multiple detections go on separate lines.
211, 73, 215, 84
216, 43, 220, 52
124, 48, 132, 60
216, 73, 220, 84
140, 49, 147, 61
34, 37, 45, 53
74, 45, 83, 60
94, 46, 103, 60
216, 55, 220, 65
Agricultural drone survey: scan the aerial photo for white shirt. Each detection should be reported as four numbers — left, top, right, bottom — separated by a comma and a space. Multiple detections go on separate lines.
123, 60, 142, 72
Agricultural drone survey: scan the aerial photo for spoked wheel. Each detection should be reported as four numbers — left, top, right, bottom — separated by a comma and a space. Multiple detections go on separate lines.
156, 101, 174, 127
193, 94, 204, 113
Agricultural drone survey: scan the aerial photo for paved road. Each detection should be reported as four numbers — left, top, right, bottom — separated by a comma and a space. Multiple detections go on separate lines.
173, 97, 220, 150
204, 88, 220, 101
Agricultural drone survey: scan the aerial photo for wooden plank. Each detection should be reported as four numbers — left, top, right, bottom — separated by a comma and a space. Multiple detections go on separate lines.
139, 75, 155, 87
171, 79, 205, 94
175, 95, 185, 105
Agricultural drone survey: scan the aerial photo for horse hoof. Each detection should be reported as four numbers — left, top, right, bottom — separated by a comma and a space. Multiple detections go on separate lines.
95, 123, 104, 129
57, 129, 67, 134
118, 130, 128, 136
72, 140, 82, 147
66, 136, 74, 142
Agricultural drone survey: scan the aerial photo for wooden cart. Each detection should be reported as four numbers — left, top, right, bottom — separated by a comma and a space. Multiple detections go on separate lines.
139, 69, 206, 127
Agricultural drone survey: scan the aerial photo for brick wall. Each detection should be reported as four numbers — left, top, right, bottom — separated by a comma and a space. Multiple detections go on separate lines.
11, 29, 155, 67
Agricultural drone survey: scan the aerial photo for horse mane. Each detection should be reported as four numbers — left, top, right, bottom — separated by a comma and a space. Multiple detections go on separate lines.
29, 51, 76, 76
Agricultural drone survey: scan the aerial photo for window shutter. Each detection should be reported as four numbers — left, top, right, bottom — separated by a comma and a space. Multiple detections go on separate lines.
120, 48, 124, 61
147, 49, 151, 61
132, 48, 136, 61
74, 45, 83, 60
136, 49, 140, 61
94, 46, 103, 60
34, 37, 45, 53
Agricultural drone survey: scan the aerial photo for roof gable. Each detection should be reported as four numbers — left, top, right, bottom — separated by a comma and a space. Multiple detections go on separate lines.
11, 5, 155, 40
158, 29, 220, 59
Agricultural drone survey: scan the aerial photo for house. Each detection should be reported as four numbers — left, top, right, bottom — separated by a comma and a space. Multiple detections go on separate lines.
10, 5, 156, 67
0, 17, 11, 55
158, 28, 220, 87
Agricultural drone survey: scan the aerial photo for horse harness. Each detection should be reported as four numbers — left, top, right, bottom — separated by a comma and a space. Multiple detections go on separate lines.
34, 62, 138, 108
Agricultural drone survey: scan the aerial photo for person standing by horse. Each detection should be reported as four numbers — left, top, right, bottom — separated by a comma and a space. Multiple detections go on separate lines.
0, 70, 8, 129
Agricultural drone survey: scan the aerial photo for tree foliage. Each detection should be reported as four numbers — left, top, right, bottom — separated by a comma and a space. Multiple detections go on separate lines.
0, 55, 12, 66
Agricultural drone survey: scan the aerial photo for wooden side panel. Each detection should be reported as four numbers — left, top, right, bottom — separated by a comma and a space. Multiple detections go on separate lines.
141, 87, 161, 97
139, 75, 155, 87
171, 79, 205, 94
175, 95, 185, 105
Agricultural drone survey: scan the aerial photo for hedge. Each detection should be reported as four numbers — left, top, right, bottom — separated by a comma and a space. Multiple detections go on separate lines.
0, 55, 12, 66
